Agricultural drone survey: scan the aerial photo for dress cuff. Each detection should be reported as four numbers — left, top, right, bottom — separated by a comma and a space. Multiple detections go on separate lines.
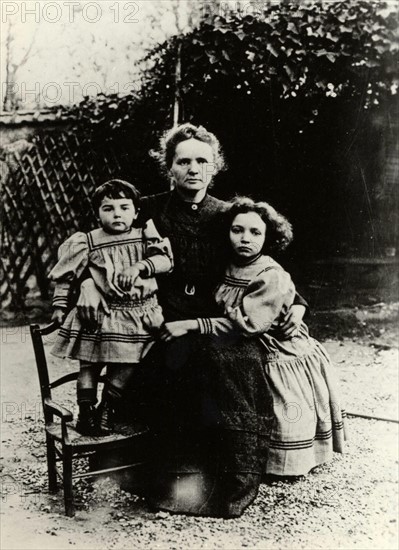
52, 297, 68, 308
52, 283, 70, 308
197, 318, 213, 335
139, 259, 155, 277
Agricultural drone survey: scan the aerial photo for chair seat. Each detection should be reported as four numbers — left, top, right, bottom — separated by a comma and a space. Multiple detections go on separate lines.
46, 421, 149, 447
31, 322, 150, 516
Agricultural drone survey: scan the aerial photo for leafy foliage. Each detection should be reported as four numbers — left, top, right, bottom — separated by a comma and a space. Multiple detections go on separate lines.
183, 0, 398, 104
63, 1, 398, 257
68, 0, 398, 133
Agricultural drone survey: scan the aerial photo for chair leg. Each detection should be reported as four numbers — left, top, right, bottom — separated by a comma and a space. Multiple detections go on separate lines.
46, 434, 58, 493
62, 447, 74, 517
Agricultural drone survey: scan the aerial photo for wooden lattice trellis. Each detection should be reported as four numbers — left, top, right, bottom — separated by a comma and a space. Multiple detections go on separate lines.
0, 132, 135, 310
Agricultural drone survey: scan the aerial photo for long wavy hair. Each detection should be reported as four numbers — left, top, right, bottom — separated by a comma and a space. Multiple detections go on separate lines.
225, 196, 293, 255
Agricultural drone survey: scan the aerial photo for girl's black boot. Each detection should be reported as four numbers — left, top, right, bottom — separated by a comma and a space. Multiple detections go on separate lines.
76, 388, 98, 436
97, 383, 123, 435
76, 402, 98, 436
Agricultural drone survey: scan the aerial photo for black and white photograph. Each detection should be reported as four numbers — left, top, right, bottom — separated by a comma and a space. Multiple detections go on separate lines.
1, 1, 398, 548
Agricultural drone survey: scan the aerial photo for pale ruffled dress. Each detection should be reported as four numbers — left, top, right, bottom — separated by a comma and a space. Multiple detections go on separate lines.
49, 219, 173, 364
197, 254, 347, 476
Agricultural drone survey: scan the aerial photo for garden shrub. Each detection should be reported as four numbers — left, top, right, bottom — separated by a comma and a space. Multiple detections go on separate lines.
68, 0, 398, 257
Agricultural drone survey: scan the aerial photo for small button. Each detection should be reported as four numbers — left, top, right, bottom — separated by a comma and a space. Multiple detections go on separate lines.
191, 204, 198, 211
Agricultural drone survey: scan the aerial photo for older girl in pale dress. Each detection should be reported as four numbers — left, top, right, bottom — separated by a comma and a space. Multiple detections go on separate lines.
49, 179, 172, 435
164, 196, 346, 481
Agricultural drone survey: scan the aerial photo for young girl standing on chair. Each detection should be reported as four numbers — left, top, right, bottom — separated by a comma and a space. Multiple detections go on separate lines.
49, 179, 173, 436
161, 196, 346, 477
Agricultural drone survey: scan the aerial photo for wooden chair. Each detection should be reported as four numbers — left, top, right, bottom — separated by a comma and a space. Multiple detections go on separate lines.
30, 322, 149, 517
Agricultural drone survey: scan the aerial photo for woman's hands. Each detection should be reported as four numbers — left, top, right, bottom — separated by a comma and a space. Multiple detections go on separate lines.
76, 279, 110, 327
279, 304, 306, 338
159, 320, 199, 342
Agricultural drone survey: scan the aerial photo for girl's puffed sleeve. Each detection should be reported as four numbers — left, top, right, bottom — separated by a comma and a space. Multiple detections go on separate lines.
229, 268, 295, 335
197, 268, 295, 337
48, 232, 89, 308
140, 218, 173, 276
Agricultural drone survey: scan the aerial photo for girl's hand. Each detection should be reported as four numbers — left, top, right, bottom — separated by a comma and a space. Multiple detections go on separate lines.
279, 304, 305, 338
51, 308, 65, 326
77, 279, 110, 327
117, 265, 142, 291
159, 320, 199, 342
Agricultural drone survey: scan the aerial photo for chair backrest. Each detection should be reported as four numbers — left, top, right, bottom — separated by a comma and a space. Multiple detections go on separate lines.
30, 322, 108, 413
30, 322, 79, 423
30, 322, 57, 401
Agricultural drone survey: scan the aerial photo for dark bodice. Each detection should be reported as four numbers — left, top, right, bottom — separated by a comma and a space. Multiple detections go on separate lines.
141, 191, 229, 320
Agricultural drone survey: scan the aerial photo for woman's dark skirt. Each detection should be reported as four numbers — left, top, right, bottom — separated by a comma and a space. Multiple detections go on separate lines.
131, 333, 273, 518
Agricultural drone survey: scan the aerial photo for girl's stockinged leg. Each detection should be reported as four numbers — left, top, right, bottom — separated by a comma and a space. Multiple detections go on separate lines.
77, 361, 104, 401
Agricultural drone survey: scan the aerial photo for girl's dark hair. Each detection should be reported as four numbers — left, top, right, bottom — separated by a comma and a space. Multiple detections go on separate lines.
92, 179, 141, 213
151, 123, 226, 184
226, 196, 293, 254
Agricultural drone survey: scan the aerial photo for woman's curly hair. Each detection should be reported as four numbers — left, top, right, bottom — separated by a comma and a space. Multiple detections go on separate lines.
150, 123, 226, 185
226, 196, 293, 254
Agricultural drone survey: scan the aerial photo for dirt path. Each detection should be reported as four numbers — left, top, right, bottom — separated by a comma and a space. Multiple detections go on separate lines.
1, 308, 398, 550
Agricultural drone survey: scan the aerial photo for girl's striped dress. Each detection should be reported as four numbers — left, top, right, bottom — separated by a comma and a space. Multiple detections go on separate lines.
49, 219, 173, 364
197, 254, 347, 476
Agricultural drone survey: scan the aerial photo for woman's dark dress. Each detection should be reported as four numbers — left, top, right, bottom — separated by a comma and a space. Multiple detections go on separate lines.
131, 191, 303, 517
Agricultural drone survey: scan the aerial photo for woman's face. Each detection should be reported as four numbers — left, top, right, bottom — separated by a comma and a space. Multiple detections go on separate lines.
230, 212, 266, 260
169, 138, 215, 198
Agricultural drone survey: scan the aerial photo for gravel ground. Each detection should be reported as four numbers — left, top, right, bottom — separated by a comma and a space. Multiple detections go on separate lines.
1, 304, 398, 550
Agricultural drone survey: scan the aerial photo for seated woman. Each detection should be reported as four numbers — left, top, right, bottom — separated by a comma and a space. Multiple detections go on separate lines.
161, 197, 347, 481
76, 123, 308, 517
